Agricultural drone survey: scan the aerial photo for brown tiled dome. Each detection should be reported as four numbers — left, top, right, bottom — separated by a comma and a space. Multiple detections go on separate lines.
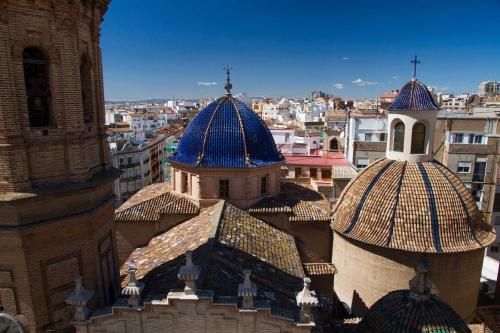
332, 158, 495, 253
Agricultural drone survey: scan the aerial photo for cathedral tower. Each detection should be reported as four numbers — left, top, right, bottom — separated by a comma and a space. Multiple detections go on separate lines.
0, 1, 118, 331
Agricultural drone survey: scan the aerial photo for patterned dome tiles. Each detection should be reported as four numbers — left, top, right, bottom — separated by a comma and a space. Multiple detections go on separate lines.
169, 96, 284, 168
388, 79, 440, 111
332, 158, 496, 253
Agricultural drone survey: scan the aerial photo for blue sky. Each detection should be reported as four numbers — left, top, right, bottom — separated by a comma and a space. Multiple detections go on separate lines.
101, 0, 500, 100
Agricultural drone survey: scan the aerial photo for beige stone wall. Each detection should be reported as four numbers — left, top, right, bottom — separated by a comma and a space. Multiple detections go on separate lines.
0, 0, 110, 192
170, 162, 283, 209
75, 296, 312, 333
332, 233, 483, 320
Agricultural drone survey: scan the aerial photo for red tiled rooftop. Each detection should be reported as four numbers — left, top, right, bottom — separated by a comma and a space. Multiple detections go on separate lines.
284, 151, 348, 167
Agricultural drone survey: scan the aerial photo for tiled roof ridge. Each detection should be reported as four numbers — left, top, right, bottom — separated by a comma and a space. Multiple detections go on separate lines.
229, 97, 251, 166
196, 201, 226, 287
197, 97, 226, 165
331, 158, 387, 217
115, 191, 199, 222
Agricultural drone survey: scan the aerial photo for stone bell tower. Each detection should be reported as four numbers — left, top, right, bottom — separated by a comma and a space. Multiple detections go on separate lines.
0, 0, 118, 332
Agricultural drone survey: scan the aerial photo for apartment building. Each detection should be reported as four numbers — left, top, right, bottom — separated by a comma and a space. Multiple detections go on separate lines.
345, 111, 388, 168
111, 136, 167, 204
433, 110, 500, 256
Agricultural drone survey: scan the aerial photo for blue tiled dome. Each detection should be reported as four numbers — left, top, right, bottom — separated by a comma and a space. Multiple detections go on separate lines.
356, 290, 470, 333
169, 96, 284, 168
388, 79, 440, 111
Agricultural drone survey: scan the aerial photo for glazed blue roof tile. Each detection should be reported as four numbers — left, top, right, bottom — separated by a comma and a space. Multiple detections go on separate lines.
169, 96, 284, 168
388, 79, 440, 111
357, 290, 470, 333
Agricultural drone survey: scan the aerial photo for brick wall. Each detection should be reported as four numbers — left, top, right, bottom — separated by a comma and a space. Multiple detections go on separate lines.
0, 0, 110, 192
0, 1, 117, 332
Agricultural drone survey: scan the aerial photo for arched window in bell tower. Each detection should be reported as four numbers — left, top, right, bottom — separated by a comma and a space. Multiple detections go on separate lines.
393, 121, 405, 152
411, 122, 426, 154
23, 47, 52, 127
80, 55, 93, 123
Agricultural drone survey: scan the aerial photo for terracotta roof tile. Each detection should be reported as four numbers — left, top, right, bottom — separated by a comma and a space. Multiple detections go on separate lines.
474, 306, 500, 333
303, 263, 336, 276
249, 182, 331, 222
120, 201, 306, 313
332, 159, 496, 253
115, 184, 199, 222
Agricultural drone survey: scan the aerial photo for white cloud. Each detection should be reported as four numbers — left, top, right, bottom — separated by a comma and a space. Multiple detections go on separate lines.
334, 83, 344, 90
392, 76, 398, 79
352, 78, 378, 86
197, 81, 217, 86
441, 86, 450, 91
342, 57, 349, 61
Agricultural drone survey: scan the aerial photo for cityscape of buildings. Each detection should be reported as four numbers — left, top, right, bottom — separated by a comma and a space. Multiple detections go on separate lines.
1, 1, 500, 333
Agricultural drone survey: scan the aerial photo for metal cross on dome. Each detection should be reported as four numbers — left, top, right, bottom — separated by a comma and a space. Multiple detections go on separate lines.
224, 65, 232, 95
411, 55, 420, 79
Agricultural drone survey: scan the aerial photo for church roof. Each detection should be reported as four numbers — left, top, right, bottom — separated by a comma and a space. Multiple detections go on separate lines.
121, 201, 306, 316
249, 181, 331, 223
387, 79, 440, 111
332, 158, 495, 253
356, 290, 470, 333
169, 96, 284, 168
115, 184, 199, 222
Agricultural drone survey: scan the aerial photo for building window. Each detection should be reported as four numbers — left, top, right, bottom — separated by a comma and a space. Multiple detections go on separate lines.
364, 133, 373, 142
219, 179, 230, 198
357, 158, 369, 169
23, 47, 52, 127
473, 159, 486, 182
411, 123, 426, 154
80, 55, 93, 123
451, 133, 464, 143
330, 138, 339, 151
379, 133, 387, 142
321, 168, 332, 179
457, 161, 471, 173
182, 172, 189, 193
393, 121, 405, 152
310, 168, 318, 179
260, 175, 268, 195
295, 167, 302, 178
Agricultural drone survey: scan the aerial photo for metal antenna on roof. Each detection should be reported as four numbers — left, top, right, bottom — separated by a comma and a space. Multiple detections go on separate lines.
411, 55, 420, 79
224, 65, 233, 96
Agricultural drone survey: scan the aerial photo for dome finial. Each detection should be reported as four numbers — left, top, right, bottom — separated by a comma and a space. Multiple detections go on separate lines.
224, 64, 233, 96
411, 55, 420, 79
409, 258, 432, 301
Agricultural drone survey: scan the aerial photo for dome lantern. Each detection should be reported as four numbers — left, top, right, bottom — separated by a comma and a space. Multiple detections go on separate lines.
386, 58, 440, 162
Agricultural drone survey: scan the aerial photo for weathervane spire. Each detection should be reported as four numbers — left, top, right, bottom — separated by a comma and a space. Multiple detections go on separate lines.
411, 55, 420, 79
224, 65, 232, 96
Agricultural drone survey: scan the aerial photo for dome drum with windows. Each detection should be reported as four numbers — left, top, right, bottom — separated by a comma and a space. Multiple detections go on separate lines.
168, 73, 284, 209
331, 70, 496, 320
